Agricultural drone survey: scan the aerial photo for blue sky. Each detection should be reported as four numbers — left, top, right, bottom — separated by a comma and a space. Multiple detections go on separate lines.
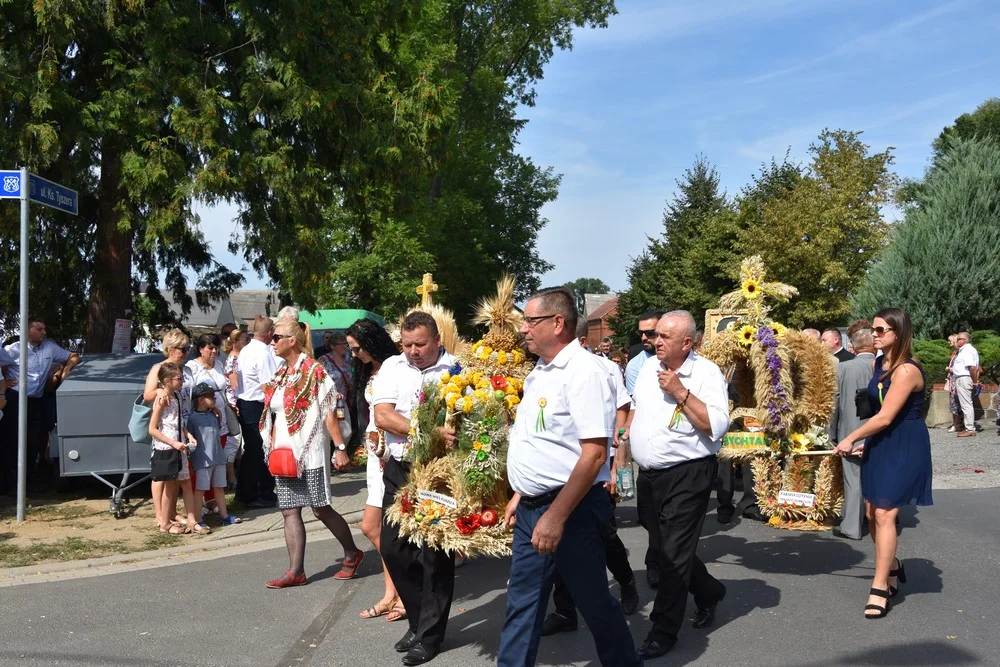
197, 0, 998, 294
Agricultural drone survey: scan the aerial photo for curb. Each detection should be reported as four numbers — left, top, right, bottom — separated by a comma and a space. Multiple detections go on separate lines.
0, 507, 366, 583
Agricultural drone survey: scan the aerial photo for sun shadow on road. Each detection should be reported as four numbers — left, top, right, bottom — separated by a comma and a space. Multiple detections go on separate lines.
799, 638, 982, 665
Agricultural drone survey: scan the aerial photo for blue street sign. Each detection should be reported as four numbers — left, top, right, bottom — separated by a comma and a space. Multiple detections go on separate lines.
0, 170, 22, 198
28, 173, 78, 215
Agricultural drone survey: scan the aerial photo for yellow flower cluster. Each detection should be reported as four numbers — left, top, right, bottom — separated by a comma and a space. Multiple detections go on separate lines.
415, 499, 447, 523
789, 432, 810, 454
439, 372, 524, 414
738, 325, 756, 347
471, 341, 526, 366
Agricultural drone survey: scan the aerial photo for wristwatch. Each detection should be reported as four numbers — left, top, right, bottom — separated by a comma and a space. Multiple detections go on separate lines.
335, 443, 347, 451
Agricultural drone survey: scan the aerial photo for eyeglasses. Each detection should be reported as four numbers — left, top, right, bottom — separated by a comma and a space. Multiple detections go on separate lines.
348, 345, 361, 354
272, 334, 293, 343
638, 329, 656, 338
870, 326, 894, 337
177, 346, 191, 354
523, 314, 558, 328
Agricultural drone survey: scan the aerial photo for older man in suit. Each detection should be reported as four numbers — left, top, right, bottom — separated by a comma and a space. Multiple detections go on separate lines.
828, 327, 875, 540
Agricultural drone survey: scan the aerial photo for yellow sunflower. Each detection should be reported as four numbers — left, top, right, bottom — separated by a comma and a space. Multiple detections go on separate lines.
789, 432, 810, 453
738, 325, 756, 346
771, 322, 787, 338
741, 278, 762, 300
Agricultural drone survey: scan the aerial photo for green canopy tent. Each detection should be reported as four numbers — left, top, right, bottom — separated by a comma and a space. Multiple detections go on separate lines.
299, 309, 386, 351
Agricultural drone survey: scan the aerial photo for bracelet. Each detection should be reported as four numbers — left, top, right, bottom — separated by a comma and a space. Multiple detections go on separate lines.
679, 388, 691, 408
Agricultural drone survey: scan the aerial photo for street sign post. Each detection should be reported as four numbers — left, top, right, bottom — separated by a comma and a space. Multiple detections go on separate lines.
1, 167, 78, 522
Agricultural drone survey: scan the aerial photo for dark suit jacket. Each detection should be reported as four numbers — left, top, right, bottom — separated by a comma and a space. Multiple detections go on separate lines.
834, 347, 856, 363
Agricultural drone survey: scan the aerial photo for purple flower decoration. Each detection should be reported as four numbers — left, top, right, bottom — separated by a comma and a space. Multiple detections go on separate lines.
757, 325, 790, 436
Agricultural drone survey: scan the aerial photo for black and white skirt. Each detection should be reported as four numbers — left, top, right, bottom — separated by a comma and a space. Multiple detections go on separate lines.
275, 468, 330, 509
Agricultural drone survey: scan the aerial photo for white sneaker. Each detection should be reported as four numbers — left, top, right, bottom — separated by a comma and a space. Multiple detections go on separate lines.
947, 426, 956, 432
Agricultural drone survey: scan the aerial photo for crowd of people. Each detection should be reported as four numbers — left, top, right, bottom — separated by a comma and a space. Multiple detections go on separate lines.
0, 296, 975, 664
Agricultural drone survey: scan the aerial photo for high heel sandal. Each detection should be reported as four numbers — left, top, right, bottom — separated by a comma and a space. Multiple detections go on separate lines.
888, 558, 907, 597
864, 587, 891, 619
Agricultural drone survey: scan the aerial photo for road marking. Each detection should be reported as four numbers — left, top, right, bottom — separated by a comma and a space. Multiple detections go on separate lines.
277, 575, 365, 666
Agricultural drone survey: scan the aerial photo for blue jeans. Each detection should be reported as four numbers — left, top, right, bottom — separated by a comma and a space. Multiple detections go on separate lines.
498, 485, 641, 667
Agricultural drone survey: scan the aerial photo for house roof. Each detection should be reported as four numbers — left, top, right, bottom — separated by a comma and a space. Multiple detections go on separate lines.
229, 290, 283, 324
583, 293, 616, 319
587, 295, 619, 323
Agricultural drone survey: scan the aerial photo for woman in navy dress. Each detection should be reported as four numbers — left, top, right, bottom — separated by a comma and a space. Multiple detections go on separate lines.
834, 307, 932, 618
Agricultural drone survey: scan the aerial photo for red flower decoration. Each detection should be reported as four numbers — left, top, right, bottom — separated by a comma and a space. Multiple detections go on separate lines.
400, 496, 414, 514
283, 393, 295, 407
490, 375, 507, 391
455, 514, 481, 535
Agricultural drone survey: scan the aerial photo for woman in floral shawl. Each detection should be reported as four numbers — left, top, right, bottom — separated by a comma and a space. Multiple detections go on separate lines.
259, 318, 364, 589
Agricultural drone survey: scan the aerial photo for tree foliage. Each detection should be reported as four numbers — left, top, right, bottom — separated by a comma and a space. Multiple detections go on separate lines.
0, 1, 614, 347
851, 137, 1000, 338
564, 277, 611, 294
735, 129, 897, 327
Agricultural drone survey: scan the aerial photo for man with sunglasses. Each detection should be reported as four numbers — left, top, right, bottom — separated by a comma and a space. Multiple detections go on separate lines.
624, 310, 664, 396
235, 316, 279, 508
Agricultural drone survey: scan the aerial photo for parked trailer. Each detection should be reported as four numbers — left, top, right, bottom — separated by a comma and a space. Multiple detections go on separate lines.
58, 353, 161, 517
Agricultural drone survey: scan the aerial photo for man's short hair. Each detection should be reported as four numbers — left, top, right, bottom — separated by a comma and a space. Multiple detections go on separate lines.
958, 331, 971, 342
639, 310, 665, 323
822, 328, 842, 344
601, 336, 612, 344
846, 319, 871, 340
531, 287, 578, 332
27, 315, 45, 327
575, 320, 590, 340
402, 311, 439, 338
850, 328, 874, 351
252, 316, 274, 335
662, 310, 697, 340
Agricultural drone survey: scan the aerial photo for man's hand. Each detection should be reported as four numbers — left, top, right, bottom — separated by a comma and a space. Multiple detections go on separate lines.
435, 426, 457, 450
657, 368, 686, 401
531, 510, 565, 554
606, 460, 618, 496
504, 493, 520, 529
333, 449, 350, 471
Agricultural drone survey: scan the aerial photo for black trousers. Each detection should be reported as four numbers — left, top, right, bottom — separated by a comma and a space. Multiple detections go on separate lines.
716, 460, 758, 512
0, 390, 43, 495
552, 488, 633, 620
637, 456, 726, 644
235, 399, 274, 503
381, 457, 455, 648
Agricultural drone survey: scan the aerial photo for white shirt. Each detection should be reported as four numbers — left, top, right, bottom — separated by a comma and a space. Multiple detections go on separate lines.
236, 338, 278, 402
625, 349, 653, 395
508, 340, 614, 497
952, 343, 979, 377
629, 351, 730, 471
3, 339, 72, 398
595, 354, 632, 456
372, 349, 455, 461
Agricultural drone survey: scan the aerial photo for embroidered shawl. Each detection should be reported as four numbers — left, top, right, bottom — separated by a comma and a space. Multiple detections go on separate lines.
259, 353, 337, 475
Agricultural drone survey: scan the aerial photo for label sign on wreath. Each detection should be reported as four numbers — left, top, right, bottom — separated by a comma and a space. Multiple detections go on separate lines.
723, 431, 767, 449
777, 490, 816, 508
417, 489, 458, 509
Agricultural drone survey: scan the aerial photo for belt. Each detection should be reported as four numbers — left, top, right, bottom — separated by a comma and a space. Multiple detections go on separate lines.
520, 483, 604, 509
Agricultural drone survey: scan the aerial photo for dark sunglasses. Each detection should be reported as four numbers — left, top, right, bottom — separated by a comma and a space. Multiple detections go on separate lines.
348, 345, 361, 354
870, 326, 894, 336
178, 345, 191, 354
638, 329, 656, 338
272, 333, 294, 343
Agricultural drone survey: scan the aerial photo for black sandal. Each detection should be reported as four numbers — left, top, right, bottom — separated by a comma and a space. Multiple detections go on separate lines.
888, 558, 907, 597
864, 587, 891, 619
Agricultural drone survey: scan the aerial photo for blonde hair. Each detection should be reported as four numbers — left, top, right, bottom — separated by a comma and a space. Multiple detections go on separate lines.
161, 329, 190, 357
275, 317, 308, 353
222, 328, 244, 354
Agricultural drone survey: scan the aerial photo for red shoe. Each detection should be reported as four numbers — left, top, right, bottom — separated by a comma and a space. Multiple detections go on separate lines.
266, 571, 307, 589
334, 551, 365, 580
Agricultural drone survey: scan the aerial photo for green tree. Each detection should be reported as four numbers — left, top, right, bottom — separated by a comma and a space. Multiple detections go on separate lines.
934, 98, 1000, 157
851, 137, 1000, 337
565, 277, 611, 294
735, 129, 897, 327
610, 156, 730, 340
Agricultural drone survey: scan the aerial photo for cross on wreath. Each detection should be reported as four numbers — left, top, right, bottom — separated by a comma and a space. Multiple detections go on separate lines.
416, 272, 438, 308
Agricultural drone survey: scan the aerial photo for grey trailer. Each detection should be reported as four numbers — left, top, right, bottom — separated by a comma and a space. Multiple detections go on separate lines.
57, 353, 162, 517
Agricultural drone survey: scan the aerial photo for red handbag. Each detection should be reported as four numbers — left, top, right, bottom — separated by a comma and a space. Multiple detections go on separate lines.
268, 447, 298, 478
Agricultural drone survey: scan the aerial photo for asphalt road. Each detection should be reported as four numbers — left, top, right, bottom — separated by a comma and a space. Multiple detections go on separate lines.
1, 488, 997, 667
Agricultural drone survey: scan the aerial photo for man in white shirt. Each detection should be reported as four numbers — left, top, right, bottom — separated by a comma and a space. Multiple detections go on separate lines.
235, 316, 279, 507
373, 311, 455, 665
629, 311, 729, 659
624, 310, 663, 395
953, 331, 980, 437
2, 317, 80, 495
498, 288, 640, 667
537, 324, 640, 638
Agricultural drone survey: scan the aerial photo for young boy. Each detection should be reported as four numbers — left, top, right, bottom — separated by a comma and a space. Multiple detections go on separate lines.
189, 383, 241, 530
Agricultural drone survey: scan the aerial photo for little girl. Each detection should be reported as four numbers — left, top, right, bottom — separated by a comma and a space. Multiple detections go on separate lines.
148, 362, 198, 534
188, 383, 241, 531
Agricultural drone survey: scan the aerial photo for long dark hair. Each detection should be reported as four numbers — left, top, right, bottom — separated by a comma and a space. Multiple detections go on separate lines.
348, 318, 399, 400
876, 307, 917, 380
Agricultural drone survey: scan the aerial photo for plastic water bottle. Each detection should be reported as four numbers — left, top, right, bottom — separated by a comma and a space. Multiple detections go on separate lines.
616, 428, 635, 501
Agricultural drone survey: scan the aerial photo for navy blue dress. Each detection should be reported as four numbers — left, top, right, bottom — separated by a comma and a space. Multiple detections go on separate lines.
860, 360, 933, 509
